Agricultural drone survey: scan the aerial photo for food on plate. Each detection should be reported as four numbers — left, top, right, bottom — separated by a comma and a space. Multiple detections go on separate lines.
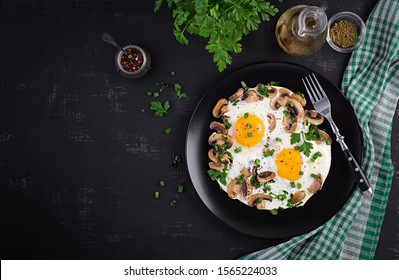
207, 82, 332, 214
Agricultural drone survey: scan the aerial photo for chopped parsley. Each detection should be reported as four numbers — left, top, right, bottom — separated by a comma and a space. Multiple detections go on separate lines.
224, 121, 232, 129
311, 173, 319, 179
254, 158, 261, 166
174, 83, 188, 99
208, 168, 228, 185
164, 127, 172, 135
290, 182, 296, 188
269, 81, 279, 86
241, 81, 249, 90
244, 112, 249, 118
231, 99, 239, 106
263, 149, 275, 157
237, 174, 245, 184
311, 151, 323, 162
257, 83, 269, 97
234, 147, 242, 153
254, 197, 263, 204
169, 199, 177, 208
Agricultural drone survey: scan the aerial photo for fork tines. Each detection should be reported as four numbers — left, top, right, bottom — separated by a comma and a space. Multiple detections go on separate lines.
302, 73, 327, 103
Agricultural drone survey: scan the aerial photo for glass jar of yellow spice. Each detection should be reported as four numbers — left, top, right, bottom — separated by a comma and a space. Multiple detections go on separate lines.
327, 11, 366, 53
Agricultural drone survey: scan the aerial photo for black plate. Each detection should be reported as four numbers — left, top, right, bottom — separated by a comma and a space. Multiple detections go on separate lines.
186, 62, 362, 239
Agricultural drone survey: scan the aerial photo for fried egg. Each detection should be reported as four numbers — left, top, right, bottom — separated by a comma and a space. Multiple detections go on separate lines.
208, 84, 332, 214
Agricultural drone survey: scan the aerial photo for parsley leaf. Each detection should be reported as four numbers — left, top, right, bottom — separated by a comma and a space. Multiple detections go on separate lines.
207, 168, 228, 185
150, 101, 170, 116
295, 141, 313, 157
155, 0, 280, 72
174, 83, 188, 99
290, 133, 301, 145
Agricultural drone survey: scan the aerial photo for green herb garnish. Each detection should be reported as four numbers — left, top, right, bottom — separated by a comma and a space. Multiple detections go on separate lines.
164, 128, 172, 135
174, 83, 188, 99
276, 137, 282, 142
244, 112, 249, 118
290, 182, 296, 188
231, 99, 240, 106
155, 1, 279, 72
159, 180, 166, 187
150, 101, 170, 116
311, 151, 323, 162
311, 173, 319, 179
169, 199, 177, 208
246, 123, 252, 128
257, 83, 269, 97
254, 158, 261, 165
208, 168, 228, 185
263, 149, 275, 157
234, 147, 242, 153
224, 121, 232, 129
241, 81, 249, 90
247, 132, 253, 137
154, 191, 160, 199
178, 184, 184, 193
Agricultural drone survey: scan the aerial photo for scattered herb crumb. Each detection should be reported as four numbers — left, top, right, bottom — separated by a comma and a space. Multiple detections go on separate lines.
174, 83, 188, 99
169, 199, 177, 208
155, 82, 169, 92
164, 128, 172, 135
140, 108, 145, 113
178, 184, 184, 193
154, 191, 160, 199
159, 180, 166, 187
170, 70, 175, 76
146, 91, 153, 96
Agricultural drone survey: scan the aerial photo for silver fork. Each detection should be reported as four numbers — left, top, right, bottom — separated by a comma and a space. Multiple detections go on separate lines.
302, 73, 373, 197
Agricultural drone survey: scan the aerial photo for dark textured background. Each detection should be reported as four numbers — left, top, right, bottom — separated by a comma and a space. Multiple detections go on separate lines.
0, 0, 398, 259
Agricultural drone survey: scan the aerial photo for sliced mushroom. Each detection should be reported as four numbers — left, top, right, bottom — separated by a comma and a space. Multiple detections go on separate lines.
282, 115, 298, 133
220, 153, 231, 165
241, 89, 262, 103
257, 171, 276, 183
227, 178, 242, 199
212, 98, 228, 118
267, 113, 276, 132
208, 149, 218, 162
229, 88, 244, 101
290, 93, 307, 107
287, 98, 305, 119
308, 173, 323, 193
247, 193, 273, 208
266, 85, 278, 98
316, 130, 332, 145
270, 95, 288, 110
292, 190, 305, 204
208, 162, 225, 171
241, 179, 253, 200
209, 121, 228, 135
278, 87, 291, 98
305, 110, 324, 125
241, 167, 251, 178
208, 133, 233, 148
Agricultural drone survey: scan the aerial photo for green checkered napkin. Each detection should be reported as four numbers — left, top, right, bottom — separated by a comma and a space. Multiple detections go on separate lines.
241, 0, 399, 260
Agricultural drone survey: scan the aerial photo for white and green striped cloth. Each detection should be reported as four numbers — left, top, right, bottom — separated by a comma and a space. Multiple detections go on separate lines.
241, 0, 399, 260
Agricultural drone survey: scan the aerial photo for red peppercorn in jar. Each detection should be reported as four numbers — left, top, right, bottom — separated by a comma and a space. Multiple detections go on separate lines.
115, 45, 151, 79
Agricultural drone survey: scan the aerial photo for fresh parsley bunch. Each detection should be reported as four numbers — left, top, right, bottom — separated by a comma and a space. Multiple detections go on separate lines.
155, 0, 279, 72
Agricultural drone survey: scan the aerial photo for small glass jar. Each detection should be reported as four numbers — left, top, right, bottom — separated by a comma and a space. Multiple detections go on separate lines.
114, 45, 151, 79
327, 12, 366, 53
275, 5, 328, 56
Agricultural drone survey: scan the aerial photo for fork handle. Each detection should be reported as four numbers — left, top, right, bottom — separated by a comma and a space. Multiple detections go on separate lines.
341, 148, 373, 197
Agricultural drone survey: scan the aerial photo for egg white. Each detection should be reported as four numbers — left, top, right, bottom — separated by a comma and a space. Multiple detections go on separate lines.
215, 86, 332, 212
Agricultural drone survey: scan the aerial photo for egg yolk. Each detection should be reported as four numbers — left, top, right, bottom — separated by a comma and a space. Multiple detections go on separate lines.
234, 114, 265, 147
276, 148, 303, 181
